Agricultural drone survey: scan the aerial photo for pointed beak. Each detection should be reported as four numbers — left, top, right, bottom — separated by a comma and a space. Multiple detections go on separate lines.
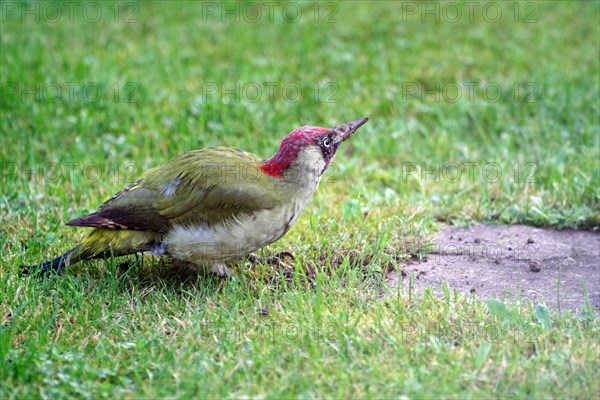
332, 117, 368, 144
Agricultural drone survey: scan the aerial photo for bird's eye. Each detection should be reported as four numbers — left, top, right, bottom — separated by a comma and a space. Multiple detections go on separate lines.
322, 137, 331, 148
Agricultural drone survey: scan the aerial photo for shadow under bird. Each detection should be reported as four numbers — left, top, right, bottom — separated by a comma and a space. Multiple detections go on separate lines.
23, 117, 368, 277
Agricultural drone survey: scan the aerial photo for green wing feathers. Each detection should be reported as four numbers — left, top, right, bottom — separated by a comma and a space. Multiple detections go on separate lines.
68, 147, 282, 232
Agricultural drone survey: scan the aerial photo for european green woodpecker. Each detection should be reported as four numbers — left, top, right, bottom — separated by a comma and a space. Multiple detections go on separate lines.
23, 117, 368, 276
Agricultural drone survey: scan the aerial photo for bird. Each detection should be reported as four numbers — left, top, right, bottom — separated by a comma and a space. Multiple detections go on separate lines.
22, 117, 368, 277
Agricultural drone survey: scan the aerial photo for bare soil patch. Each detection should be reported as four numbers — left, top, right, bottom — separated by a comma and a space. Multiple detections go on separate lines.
388, 225, 599, 313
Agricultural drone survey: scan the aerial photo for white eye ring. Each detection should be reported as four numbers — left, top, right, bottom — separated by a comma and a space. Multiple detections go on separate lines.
323, 137, 331, 148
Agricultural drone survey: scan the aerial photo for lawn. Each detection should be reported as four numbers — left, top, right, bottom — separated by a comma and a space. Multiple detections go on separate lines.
1, 1, 599, 398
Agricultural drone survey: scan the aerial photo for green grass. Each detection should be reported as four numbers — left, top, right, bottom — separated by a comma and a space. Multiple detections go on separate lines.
1, 0, 599, 398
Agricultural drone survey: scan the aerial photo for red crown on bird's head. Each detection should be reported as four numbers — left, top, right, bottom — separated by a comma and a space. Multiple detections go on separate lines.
259, 126, 331, 177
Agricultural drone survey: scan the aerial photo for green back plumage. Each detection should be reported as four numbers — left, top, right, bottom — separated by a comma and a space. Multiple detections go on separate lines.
68, 147, 282, 232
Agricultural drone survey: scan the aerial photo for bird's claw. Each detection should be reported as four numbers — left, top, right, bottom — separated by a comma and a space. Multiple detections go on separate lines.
247, 251, 295, 268
247, 253, 264, 264
266, 251, 295, 268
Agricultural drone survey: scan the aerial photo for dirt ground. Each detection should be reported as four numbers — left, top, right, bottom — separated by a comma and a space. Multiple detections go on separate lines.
388, 225, 599, 313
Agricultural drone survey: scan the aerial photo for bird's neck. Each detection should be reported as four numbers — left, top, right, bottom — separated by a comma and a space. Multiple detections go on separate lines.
276, 146, 326, 203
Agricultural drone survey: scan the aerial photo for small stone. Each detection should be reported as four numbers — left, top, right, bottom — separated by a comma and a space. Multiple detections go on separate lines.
529, 261, 541, 272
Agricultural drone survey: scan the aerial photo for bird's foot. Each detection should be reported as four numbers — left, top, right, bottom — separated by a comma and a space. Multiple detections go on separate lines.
209, 263, 232, 278
246, 252, 295, 268
246, 253, 264, 264
265, 251, 295, 268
